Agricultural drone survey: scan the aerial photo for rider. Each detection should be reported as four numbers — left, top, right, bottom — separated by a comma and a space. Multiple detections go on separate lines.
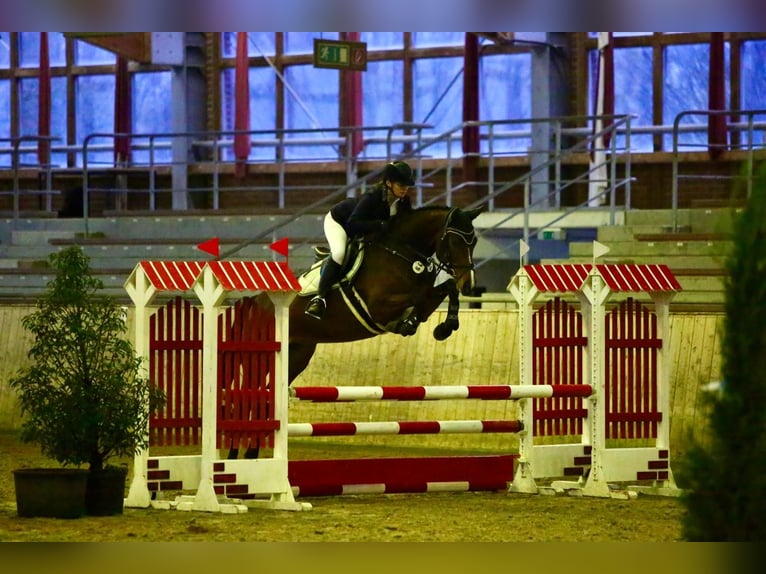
304, 160, 416, 320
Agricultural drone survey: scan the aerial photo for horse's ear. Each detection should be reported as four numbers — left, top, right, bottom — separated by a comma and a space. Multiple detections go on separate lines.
463, 207, 483, 221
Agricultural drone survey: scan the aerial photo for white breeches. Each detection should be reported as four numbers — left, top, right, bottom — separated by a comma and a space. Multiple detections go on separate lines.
324, 212, 348, 265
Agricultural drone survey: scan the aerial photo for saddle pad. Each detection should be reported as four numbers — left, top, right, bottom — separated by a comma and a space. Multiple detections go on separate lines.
297, 259, 324, 295
297, 243, 366, 296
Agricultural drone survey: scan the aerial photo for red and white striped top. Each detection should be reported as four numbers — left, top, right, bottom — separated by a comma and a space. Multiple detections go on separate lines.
596, 263, 681, 292
522, 263, 681, 293
134, 260, 300, 292
208, 260, 301, 292
139, 261, 205, 291
524, 264, 591, 293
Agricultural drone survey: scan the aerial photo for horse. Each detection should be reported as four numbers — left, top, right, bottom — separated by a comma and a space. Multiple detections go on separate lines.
225, 205, 482, 458
284, 205, 483, 384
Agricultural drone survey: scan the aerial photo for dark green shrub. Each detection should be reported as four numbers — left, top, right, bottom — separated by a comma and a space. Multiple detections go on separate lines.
10, 246, 165, 471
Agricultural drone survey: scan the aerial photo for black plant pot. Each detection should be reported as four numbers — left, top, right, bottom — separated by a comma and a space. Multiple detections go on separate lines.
85, 466, 129, 516
13, 468, 89, 518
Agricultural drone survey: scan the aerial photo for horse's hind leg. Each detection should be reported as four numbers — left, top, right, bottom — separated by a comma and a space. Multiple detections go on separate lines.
237, 344, 316, 459
289, 342, 318, 384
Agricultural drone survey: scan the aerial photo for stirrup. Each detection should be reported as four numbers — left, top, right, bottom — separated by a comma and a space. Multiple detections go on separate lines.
305, 296, 327, 319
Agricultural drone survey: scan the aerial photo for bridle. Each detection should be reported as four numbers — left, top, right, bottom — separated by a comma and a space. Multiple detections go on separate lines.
373, 208, 477, 284
436, 209, 477, 280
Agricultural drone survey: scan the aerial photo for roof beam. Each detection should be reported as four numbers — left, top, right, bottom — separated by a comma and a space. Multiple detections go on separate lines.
64, 33, 152, 63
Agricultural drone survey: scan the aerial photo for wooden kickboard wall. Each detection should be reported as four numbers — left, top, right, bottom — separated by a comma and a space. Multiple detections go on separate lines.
0, 305, 723, 456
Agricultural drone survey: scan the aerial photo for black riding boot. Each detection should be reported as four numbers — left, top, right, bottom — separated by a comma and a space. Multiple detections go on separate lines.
305, 259, 342, 319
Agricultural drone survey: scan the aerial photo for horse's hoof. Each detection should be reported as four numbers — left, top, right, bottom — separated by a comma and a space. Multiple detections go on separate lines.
244, 447, 260, 459
433, 323, 453, 341
398, 318, 418, 336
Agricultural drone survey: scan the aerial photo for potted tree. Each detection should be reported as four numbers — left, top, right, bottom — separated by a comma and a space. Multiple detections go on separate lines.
10, 246, 164, 517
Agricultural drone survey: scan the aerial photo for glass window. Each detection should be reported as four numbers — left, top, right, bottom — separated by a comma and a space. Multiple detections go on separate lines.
360, 32, 403, 50
19, 32, 66, 68
48, 33, 66, 66
741, 40, 766, 147
413, 57, 463, 158
18, 77, 67, 167
0, 32, 10, 68
75, 40, 116, 65
19, 32, 40, 67
76, 74, 116, 167
133, 71, 173, 164
283, 64, 339, 160
284, 32, 339, 55
412, 33, 464, 47
221, 32, 276, 58
361, 59, 404, 160
0, 79, 10, 167
588, 46, 653, 152
664, 43, 729, 151
615, 47, 653, 151
220, 67, 277, 161
480, 53, 532, 156
742, 40, 766, 109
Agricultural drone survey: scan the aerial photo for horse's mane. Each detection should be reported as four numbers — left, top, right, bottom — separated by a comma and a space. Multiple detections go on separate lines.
395, 205, 448, 225
410, 206, 450, 213
385, 206, 452, 246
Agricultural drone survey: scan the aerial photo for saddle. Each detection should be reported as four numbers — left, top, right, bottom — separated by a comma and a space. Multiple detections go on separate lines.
298, 239, 421, 336
297, 240, 365, 296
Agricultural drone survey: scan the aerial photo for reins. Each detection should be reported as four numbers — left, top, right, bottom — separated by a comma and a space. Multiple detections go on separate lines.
370, 207, 476, 280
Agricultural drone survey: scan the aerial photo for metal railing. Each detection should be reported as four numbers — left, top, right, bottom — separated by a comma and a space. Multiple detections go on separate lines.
1, 115, 635, 269
24, 111, 766, 265
212, 114, 634, 265
670, 108, 766, 231
0, 135, 60, 219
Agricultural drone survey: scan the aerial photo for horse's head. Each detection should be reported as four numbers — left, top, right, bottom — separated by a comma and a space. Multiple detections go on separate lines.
436, 206, 482, 295
385, 206, 482, 296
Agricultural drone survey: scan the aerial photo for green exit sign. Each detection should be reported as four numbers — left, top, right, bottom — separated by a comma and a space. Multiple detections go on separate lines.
313, 39, 367, 71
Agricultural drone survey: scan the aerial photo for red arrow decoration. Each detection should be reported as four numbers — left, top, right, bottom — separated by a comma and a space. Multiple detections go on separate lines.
197, 237, 220, 258
269, 237, 289, 257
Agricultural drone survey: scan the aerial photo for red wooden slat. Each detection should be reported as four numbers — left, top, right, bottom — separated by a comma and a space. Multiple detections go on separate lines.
638, 303, 648, 439
532, 298, 586, 437
630, 302, 639, 440
215, 297, 279, 451
649, 306, 659, 438
147, 297, 203, 448
603, 298, 661, 441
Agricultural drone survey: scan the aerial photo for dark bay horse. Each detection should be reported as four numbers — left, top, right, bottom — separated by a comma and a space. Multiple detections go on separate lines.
227, 205, 482, 457
284, 205, 482, 383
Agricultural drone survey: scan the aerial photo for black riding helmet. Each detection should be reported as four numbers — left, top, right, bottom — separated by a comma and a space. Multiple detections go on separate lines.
383, 160, 416, 187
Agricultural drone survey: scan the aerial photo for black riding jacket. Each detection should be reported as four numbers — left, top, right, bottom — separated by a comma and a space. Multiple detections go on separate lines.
330, 184, 412, 238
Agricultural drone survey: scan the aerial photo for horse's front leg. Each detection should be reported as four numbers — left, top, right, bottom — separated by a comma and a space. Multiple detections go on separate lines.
433, 281, 460, 341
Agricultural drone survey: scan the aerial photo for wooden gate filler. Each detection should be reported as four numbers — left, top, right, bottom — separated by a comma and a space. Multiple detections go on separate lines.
509, 262, 682, 498
123, 260, 309, 513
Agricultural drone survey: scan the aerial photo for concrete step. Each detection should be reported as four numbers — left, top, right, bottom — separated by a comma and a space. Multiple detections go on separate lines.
624, 209, 692, 229
624, 207, 744, 235
0, 269, 131, 294
2, 217, 93, 232
675, 275, 726, 292
542, 255, 727, 269
596, 225, 667, 242
568, 239, 731, 258
105, 213, 325, 240
0, 258, 20, 269
688, 206, 744, 234
10, 229, 77, 246
1, 245, 60, 260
